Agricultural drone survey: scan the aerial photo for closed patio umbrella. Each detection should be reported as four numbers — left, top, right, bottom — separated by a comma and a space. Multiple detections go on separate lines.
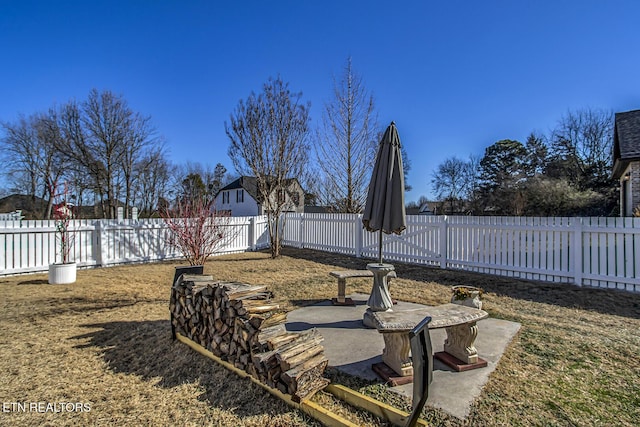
362, 121, 406, 263
362, 122, 406, 316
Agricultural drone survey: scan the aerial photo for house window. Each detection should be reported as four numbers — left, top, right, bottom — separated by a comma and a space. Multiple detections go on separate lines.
278, 190, 286, 204
292, 192, 300, 206
222, 191, 229, 204
236, 189, 244, 203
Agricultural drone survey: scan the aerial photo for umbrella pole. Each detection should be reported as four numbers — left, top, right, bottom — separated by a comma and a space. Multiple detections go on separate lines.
378, 230, 383, 264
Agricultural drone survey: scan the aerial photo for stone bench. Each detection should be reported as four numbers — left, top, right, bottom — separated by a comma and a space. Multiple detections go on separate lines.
329, 269, 397, 305
370, 303, 488, 377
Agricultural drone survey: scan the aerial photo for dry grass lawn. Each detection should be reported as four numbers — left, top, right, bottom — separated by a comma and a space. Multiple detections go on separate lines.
1, 247, 639, 426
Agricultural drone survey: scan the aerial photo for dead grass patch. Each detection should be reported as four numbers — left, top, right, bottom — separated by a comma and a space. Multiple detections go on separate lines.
1, 248, 639, 426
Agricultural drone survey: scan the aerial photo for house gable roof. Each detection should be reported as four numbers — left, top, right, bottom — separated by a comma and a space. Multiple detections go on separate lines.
217, 176, 303, 204
218, 176, 260, 202
613, 109, 640, 178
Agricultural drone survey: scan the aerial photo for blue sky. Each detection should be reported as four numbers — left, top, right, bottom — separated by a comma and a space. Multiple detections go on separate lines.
1, 1, 639, 202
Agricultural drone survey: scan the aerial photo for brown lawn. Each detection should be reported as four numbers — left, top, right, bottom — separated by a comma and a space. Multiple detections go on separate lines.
1, 247, 639, 426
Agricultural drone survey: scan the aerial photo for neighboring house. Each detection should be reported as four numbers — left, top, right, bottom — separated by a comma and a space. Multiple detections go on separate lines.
214, 176, 305, 216
406, 202, 436, 216
303, 205, 331, 214
0, 210, 24, 221
0, 194, 47, 219
612, 109, 640, 216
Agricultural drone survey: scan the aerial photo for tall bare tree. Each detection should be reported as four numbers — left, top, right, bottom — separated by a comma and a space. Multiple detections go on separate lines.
2, 90, 166, 219
132, 147, 173, 217
1, 114, 43, 202
54, 90, 158, 218
548, 108, 616, 215
82, 89, 132, 218
226, 76, 310, 258
314, 58, 378, 213
56, 98, 109, 217
432, 157, 473, 214
120, 112, 158, 217
550, 108, 614, 189
1, 110, 68, 218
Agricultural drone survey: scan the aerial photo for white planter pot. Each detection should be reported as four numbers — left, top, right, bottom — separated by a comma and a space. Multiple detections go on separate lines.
48, 262, 77, 284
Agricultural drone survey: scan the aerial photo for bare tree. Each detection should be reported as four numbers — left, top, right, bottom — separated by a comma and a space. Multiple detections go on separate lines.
314, 58, 378, 213
82, 89, 132, 218
226, 76, 310, 258
1, 115, 41, 200
1, 110, 68, 218
133, 147, 174, 217
35, 109, 70, 218
2, 90, 166, 219
120, 112, 159, 218
547, 108, 616, 214
57, 99, 114, 217
431, 157, 472, 214
550, 108, 613, 189
56, 98, 109, 217
53, 90, 160, 218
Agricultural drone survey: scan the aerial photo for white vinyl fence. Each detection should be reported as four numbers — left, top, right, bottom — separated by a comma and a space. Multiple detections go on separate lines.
3, 213, 639, 293
282, 213, 640, 292
0, 216, 270, 276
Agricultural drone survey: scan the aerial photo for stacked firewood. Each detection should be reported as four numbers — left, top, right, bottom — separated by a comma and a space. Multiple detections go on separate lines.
170, 274, 329, 401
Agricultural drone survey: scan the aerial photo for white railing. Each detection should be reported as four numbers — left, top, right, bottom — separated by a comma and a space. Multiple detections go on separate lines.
282, 213, 640, 292
0, 216, 270, 276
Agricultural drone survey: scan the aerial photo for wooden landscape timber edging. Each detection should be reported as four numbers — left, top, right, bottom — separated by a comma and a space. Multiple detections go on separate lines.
325, 384, 428, 427
175, 333, 359, 427
170, 274, 329, 401
175, 334, 427, 427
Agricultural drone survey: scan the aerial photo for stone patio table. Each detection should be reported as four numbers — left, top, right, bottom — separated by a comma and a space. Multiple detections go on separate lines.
371, 303, 489, 376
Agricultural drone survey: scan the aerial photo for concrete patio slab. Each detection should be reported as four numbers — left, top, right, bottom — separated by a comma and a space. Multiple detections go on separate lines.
286, 293, 520, 420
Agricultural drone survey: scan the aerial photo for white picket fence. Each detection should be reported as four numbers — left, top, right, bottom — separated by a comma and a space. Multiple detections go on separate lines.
2, 214, 639, 293
282, 213, 640, 292
0, 216, 270, 276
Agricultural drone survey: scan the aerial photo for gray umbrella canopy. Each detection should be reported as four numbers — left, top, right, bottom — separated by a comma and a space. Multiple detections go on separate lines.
362, 122, 406, 263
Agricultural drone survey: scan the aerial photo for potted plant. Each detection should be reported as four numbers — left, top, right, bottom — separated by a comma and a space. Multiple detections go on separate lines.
48, 183, 77, 284
451, 285, 483, 310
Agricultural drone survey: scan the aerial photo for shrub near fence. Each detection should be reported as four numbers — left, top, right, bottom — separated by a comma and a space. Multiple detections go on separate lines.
0, 216, 270, 276
282, 213, 640, 292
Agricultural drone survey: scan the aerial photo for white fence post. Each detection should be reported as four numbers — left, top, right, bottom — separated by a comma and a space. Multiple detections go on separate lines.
249, 217, 256, 251
439, 216, 448, 269
299, 213, 305, 249
573, 219, 583, 287
94, 220, 104, 267
355, 214, 363, 258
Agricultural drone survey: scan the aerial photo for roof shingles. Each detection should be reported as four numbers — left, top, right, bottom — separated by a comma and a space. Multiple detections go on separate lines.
615, 109, 640, 159
612, 109, 640, 178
